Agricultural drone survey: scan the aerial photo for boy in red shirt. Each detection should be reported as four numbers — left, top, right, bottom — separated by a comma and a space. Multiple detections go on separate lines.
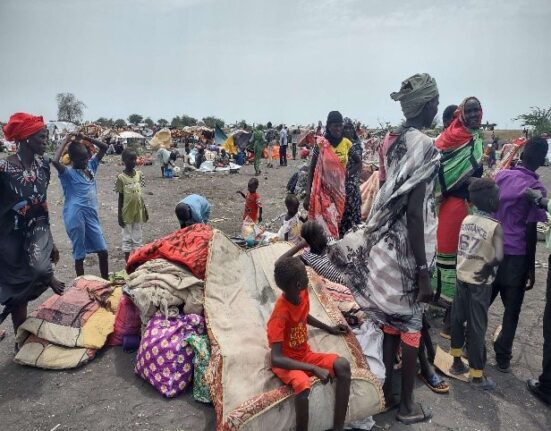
268, 256, 351, 431
237, 177, 263, 223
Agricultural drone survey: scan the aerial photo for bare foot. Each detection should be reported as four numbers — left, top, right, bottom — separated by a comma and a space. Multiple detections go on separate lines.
49, 276, 65, 295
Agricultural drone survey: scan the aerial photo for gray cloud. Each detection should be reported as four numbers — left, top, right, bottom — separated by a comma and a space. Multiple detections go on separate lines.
1, 0, 550, 128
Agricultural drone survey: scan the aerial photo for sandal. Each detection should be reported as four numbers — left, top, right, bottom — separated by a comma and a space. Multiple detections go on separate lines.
396, 403, 433, 425
418, 371, 450, 394
0, 330, 5, 342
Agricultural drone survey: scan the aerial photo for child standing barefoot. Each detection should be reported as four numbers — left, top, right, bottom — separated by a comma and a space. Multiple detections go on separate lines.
52, 133, 109, 279
237, 178, 262, 223
268, 256, 351, 431
116, 149, 148, 262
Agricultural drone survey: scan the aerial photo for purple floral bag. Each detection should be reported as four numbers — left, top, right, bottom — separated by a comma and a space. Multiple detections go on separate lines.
135, 313, 205, 397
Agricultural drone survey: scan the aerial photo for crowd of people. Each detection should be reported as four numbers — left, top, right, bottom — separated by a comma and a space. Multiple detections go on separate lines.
1, 70, 551, 430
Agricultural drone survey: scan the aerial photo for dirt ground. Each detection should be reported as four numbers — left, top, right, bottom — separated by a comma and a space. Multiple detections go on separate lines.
1, 155, 551, 431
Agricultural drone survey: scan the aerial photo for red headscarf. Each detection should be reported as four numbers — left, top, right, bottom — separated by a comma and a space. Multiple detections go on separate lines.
435, 97, 483, 151
3, 112, 45, 142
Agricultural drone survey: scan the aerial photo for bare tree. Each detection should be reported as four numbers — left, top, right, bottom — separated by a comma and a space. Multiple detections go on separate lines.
56, 93, 86, 123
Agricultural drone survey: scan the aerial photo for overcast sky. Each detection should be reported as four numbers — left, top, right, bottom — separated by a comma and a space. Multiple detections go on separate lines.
1, 0, 550, 128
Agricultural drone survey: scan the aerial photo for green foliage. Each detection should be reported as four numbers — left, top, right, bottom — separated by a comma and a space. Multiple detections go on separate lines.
144, 117, 155, 128
114, 119, 127, 128
515, 106, 551, 137
127, 114, 143, 126
96, 117, 114, 127
56, 93, 86, 123
157, 118, 169, 127
181, 115, 198, 127
202, 116, 225, 129
171, 116, 182, 128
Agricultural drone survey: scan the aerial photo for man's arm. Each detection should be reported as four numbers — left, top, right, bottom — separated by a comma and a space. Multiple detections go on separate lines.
525, 222, 537, 290
406, 181, 432, 303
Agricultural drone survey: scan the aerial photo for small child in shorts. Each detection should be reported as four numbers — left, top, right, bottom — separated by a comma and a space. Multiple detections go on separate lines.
52, 134, 109, 279
268, 256, 351, 431
449, 178, 504, 390
115, 149, 148, 262
237, 178, 262, 223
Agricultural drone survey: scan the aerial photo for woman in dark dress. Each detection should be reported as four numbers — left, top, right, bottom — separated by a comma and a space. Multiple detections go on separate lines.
0, 113, 64, 335
340, 117, 363, 237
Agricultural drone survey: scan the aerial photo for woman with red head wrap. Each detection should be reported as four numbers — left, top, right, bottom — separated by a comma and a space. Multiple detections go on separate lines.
0, 113, 65, 337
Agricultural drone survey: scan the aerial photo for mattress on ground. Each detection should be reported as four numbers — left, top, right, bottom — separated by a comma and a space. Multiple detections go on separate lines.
204, 231, 384, 431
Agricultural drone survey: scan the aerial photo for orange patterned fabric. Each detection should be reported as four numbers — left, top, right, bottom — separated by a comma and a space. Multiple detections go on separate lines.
126, 224, 213, 279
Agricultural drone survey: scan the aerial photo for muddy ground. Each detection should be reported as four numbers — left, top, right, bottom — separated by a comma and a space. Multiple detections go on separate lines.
1, 155, 550, 430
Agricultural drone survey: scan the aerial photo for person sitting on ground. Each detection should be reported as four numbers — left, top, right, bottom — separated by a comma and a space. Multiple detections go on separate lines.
52, 133, 110, 279
278, 194, 306, 245
116, 149, 149, 262
449, 178, 503, 390
175, 194, 211, 228
491, 136, 548, 373
195, 146, 206, 169
214, 149, 230, 168
237, 177, 262, 223
268, 256, 351, 431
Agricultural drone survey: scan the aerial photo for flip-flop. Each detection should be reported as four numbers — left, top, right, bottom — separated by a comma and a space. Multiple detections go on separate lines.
396, 404, 433, 425
0, 330, 6, 342
418, 372, 450, 394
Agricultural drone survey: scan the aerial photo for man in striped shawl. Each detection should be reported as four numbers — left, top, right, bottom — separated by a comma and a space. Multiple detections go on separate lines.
332, 73, 440, 425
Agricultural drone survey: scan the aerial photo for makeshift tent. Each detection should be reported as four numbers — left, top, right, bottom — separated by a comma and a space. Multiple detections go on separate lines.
215, 126, 227, 147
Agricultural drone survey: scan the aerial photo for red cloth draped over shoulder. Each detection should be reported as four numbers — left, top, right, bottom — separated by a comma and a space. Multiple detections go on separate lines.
126, 224, 213, 279
308, 136, 346, 238
435, 115, 472, 151
3, 112, 45, 142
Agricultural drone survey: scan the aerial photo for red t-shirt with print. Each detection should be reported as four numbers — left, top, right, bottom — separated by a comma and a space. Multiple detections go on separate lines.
267, 289, 310, 360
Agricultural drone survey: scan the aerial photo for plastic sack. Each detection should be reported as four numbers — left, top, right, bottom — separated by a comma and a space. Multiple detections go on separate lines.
135, 313, 205, 398
241, 216, 264, 240
106, 294, 141, 347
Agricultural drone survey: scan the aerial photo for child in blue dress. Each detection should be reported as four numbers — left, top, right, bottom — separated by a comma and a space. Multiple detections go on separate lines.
52, 133, 109, 279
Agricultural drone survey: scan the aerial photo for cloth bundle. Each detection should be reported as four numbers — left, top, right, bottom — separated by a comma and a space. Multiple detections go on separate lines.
125, 258, 204, 324
360, 170, 380, 221
15, 276, 121, 369
106, 294, 142, 346
127, 224, 213, 279
135, 313, 205, 398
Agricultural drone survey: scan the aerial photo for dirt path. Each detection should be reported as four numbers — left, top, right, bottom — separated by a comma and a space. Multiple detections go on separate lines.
1, 156, 551, 430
